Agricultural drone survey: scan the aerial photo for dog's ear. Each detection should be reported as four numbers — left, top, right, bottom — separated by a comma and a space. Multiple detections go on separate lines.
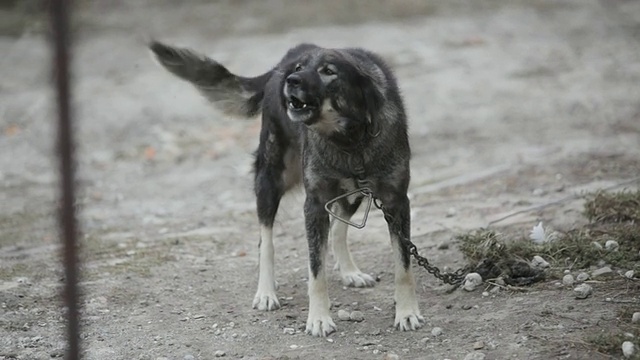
362, 79, 384, 137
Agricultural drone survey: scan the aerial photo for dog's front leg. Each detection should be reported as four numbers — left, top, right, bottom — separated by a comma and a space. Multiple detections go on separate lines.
304, 194, 336, 337
383, 194, 424, 331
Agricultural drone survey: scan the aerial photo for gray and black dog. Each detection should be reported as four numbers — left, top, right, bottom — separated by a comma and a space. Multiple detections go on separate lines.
150, 41, 423, 337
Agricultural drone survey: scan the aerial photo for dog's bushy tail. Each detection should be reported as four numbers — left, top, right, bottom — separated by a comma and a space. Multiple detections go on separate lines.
149, 41, 270, 118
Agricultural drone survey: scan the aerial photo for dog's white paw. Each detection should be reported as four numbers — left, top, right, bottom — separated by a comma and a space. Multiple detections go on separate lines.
394, 309, 424, 331
252, 291, 280, 311
341, 271, 376, 288
305, 313, 337, 337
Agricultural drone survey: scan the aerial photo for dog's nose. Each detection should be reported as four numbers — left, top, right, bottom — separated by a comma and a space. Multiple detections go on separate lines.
286, 74, 301, 87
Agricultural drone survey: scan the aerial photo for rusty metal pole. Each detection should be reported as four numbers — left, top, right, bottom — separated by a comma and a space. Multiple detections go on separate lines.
50, 0, 81, 359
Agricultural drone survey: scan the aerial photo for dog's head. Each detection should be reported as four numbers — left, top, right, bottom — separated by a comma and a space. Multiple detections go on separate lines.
282, 49, 385, 138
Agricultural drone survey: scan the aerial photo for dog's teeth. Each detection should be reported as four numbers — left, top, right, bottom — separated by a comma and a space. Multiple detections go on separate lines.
302, 103, 307, 109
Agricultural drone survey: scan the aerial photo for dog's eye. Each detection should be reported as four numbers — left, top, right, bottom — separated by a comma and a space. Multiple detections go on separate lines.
322, 66, 337, 76
294, 63, 303, 72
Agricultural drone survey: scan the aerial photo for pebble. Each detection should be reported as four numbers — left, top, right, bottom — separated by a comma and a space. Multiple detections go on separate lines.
481, 291, 489, 297
446, 207, 457, 217
622, 341, 635, 358
431, 327, 443, 337
214, 350, 226, 357
564, 269, 571, 274
473, 341, 485, 350
605, 240, 619, 251
338, 309, 351, 321
463, 273, 483, 292
384, 354, 400, 360
350, 311, 364, 322
592, 241, 603, 250
573, 283, 593, 299
592, 266, 614, 278
532, 188, 546, 196
283, 327, 295, 335
576, 272, 590, 282
632, 312, 640, 324
184, 355, 195, 360
562, 274, 574, 286
625, 270, 635, 279
463, 351, 486, 360
531, 256, 550, 269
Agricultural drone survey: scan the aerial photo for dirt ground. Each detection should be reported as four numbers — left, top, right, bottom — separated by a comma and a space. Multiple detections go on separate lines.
1, 0, 640, 359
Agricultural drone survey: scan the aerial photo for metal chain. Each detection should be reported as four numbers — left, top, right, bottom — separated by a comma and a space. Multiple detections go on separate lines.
326, 187, 471, 286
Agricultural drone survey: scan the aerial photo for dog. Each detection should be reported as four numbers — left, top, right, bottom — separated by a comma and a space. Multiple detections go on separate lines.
150, 41, 423, 336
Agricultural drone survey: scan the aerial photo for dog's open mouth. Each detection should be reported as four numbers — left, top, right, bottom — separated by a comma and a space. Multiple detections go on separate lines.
287, 95, 318, 112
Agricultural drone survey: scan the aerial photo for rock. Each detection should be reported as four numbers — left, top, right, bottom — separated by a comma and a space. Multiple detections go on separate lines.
463, 273, 483, 292
622, 341, 635, 358
464, 351, 486, 360
574, 284, 593, 299
283, 327, 295, 335
481, 291, 489, 297
446, 208, 457, 217
576, 272, 590, 282
350, 311, 364, 322
562, 274, 574, 286
592, 242, 603, 250
532, 188, 546, 196
214, 350, 226, 357
625, 270, 635, 279
184, 355, 195, 360
473, 341, 485, 350
384, 354, 400, 360
338, 309, 350, 321
605, 240, 619, 251
632, 312, 640, 324
592, 266, 614, 279
431, 327, 443, 337
531, 256, 550, 269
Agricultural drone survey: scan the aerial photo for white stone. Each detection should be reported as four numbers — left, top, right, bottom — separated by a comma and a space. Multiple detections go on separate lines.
573, 283, 593, 299
283, 327, 295, 335
431, 327, 443, 336
576, 272, 590, 282
622, 341, 635, 358
349, 311, 364, 322
337, 309, 350, 321
625, 270, 635, 279
592, 266, 614, 278
463, 273, 483, 292
562, 274, 575, 286
632, 312, 640, 324
531, 255, 550, 269
592, 242, 603, 250
605, 240, 619, 251
464, 351, 486, 360
214, 350, 226, 357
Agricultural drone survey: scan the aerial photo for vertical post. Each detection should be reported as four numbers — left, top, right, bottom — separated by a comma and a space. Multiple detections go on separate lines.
50, 1, 80, 359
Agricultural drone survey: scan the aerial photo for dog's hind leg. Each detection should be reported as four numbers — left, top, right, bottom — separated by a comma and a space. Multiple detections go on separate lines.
304, 194, 337, 337
330, 198, 376, 288
382, 194, 424, 331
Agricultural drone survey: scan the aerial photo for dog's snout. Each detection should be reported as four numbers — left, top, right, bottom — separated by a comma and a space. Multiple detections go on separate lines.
286, 74, 302, 87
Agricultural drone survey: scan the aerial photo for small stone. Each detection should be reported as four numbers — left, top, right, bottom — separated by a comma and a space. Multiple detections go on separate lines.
438, 243, 450, 250
327, 338, 334, 343
350, 311, 364, 322
214, 330, 221, 336
463, 273, 483, 292
605, 240, 619, 251
573, 283, 593, 299
289, 345, 299, 349
564, 269, 571, 274
576, 272, 590, 282
372, 349, 380, 355
431, 327, 443, 336
473, 341, 485, 349
384, 354, 400, 360
625, 270, 635, 279
532, 188, 546, 196
632, 312, 640, 324
592, 266, 614, 279
622, 341, 635, 358
193, 314, 205, 319
464, 351, 486, 360
446, 208, 457, 217
592, 242, 603, 250
562, 274, 574, 286
214, 350, 226, 357
283, 327, 295, 335
338, 309, 350, 321
531, 256, 550, 269
481, 291, 489, 297
183, 355, 195, 360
